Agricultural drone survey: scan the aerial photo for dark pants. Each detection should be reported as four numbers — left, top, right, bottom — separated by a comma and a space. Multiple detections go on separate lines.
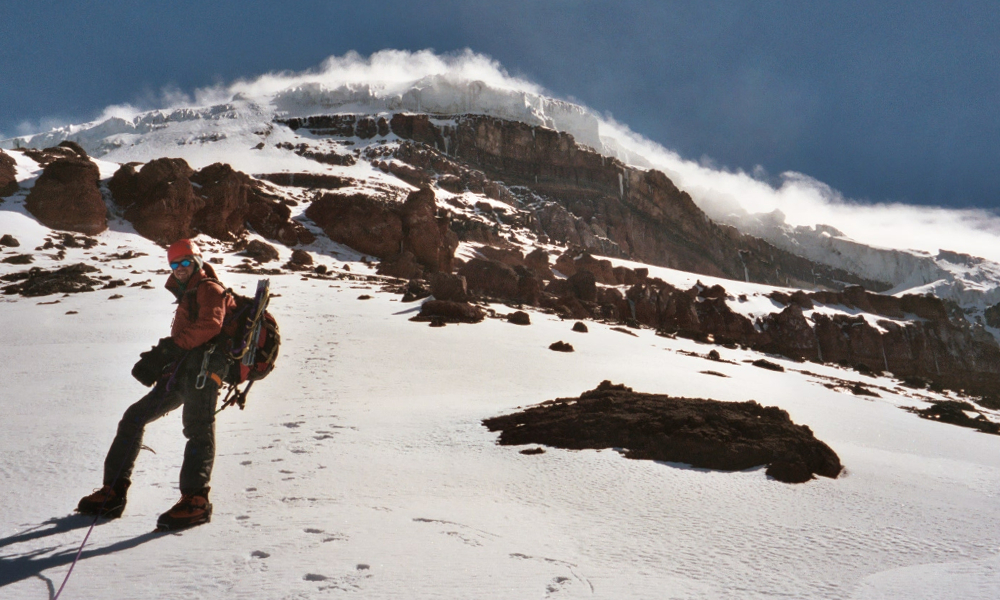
104, 346, 230, 495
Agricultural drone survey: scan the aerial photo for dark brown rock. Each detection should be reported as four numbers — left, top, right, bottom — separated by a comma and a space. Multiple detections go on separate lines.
2, 254, 32, 264
377, 250, 423, 280
908, 400, 1000, 435
0, 234, 20, 247
306, 192, 404, 259
525, 248, 554, 280
752, 359, 785, 372
25, 157, 107, 235
429, 272, 468, 302
477, 246, 525, 268
239, 240, 279, 263
483, 381, 842, 483
572, 322, 588, 333
757, 305, 819, 361
567, 270, 597, 302
458, 258, 519, 299
549, 341, 575, 352
378, 113, 889, 292
109, 158, 199, 244
246, 181, 315, 247
515, 266, 543, 305
400, 278, 432, 302
57, 140, 88, 158
399, 186, 457, 273
190, 163, 250, 241
574, 252, 618, 285
0, 150, 17, 196
289, 249, 312, 266
1, 263, 102, 296
356, 117, 378, 139
507, 311, 531, 325
411, 300, 485, 324
257, 172, 353, 190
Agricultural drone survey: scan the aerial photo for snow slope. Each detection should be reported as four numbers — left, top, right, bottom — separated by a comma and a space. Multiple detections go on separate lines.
4, 201, 1000, 599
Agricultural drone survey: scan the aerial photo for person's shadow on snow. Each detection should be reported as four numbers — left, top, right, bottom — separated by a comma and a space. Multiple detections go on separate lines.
0, 514, 161, 595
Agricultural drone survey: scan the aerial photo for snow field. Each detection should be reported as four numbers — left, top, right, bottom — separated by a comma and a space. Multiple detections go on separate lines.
2, 218, 1000, 598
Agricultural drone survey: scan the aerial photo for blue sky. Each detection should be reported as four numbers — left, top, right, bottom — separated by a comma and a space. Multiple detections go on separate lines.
2, 0, 998, 209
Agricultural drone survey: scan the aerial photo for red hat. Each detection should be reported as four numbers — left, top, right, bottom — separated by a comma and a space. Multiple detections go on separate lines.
167, 239, 201, 263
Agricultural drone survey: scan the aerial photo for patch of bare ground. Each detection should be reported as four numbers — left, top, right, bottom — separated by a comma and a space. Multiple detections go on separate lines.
483, 380, 842, 483
1, 263, 103, 296
905, 401, 1000, 435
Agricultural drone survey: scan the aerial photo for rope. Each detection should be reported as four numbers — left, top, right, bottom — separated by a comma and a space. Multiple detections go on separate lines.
53, 352, 189, 600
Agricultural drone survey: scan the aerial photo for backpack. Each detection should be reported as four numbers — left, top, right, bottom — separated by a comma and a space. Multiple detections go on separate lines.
223, 279, 280, 383
197, 277, 280, 410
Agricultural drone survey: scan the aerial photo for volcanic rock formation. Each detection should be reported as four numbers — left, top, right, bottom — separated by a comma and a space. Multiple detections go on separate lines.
484, 381, 843, 484
25, 156, 107, 235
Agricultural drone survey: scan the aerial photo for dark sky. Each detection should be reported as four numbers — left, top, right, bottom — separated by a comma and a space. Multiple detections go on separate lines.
2, 0, 998, 209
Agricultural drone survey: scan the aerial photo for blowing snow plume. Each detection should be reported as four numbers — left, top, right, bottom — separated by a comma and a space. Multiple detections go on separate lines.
5, 48, 1000, 271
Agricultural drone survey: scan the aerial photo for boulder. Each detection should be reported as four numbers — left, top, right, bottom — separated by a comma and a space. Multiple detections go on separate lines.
399, 186, 458, 273
483, 381, 842, 484
567, 270, 597, 302
190, 163, 250, 241
57, 140, 88, 158
573, 252, 618, 285
525, 248, 554, 280
429, 272, 468, 302
458, 258, 519, 299
411, 300, 485, 324
109, 158, 200, 244
508, 311, 531, 325
0, 150, 17, 196
289, 249, 313, 266
515, 265, 544, 305
239, 240, 279, 263
757, 305, 819, 361
306, 192, 404, 259
25, 157, 107, 235
246, 181, 315, 246
377, 250, 423, 280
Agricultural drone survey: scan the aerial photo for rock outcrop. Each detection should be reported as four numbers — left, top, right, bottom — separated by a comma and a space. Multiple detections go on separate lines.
620, 277, 1000, 400
483, 381, 843, 484
306, 186, 456, 277
282, 113, 889, 292
0, 150, 17, 196
1, 263, 103, 296
109, 158, 200, 243
25, 157, 107, 235
109, 158, 313, 245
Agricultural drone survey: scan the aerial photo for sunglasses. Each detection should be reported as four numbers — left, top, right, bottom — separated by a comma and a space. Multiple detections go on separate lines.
170, 259, 195, 270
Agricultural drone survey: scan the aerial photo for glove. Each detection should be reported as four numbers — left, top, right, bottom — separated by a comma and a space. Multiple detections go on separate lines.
131, 338, 184, 387
156, 337, 185, 360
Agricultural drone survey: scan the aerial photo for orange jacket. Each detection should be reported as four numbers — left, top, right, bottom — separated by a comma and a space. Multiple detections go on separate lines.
166, 263, 235, 350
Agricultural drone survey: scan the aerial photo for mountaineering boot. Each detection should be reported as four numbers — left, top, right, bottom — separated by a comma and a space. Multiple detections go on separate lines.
76, 481, 130, 518
156, 487, 212, 531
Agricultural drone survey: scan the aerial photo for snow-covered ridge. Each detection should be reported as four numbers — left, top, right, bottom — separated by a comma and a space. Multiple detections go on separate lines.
723, 209, 1000, 313
4, 49, 1000, 313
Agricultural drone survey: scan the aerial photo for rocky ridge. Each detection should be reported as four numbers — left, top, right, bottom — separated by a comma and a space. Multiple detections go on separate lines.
4, 109, 1000, 403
